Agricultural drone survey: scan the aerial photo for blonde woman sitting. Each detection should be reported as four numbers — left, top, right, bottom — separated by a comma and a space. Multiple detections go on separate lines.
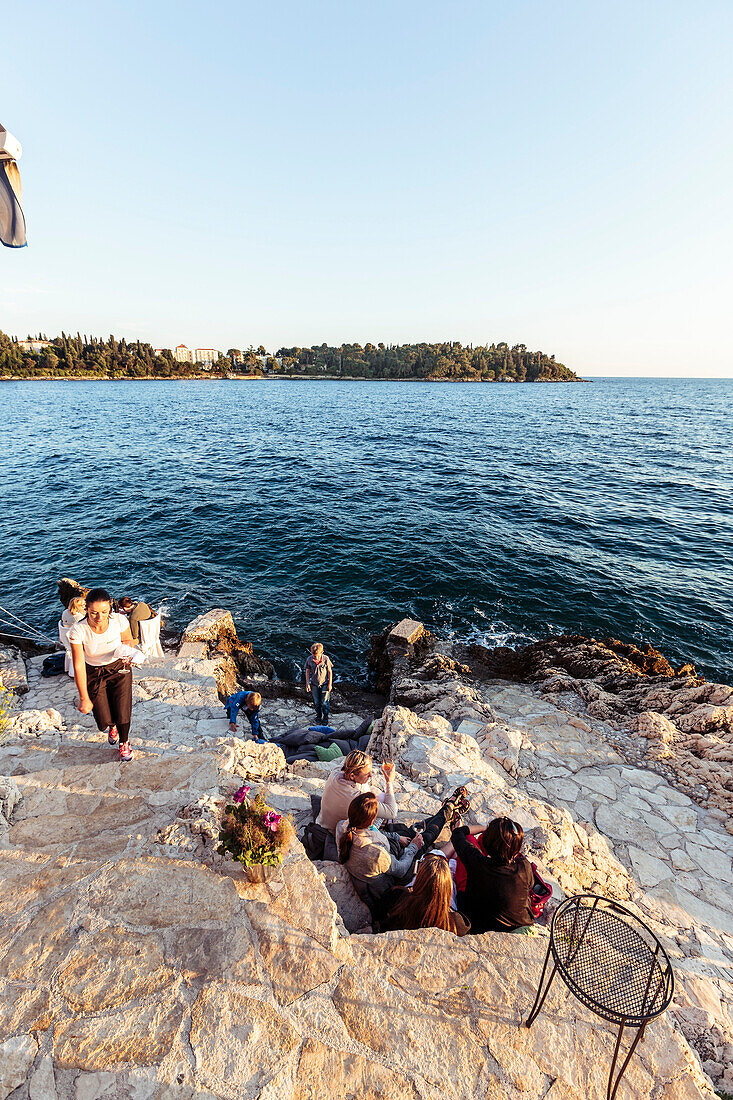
61, 595, 86, 627
316, 750, 398, 834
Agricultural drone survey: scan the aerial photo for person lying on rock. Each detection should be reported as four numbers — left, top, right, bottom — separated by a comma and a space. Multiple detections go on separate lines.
336, 790, 470, 912
304, 642, 333, 724
451, 816, 535, 934
69, 587, 136, 763
316, 750, 397, 833
378, 853, 471, 936
225, 690, 265, 743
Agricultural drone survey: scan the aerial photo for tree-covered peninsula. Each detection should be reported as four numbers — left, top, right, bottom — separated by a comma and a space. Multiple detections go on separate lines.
0, 330, 581, 382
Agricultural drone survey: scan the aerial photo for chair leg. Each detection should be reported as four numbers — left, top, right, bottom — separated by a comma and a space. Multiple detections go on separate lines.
607, 1023, 645, 1100
524, 940, 557, 1029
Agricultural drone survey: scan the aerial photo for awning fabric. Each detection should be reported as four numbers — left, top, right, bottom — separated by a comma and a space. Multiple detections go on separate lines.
0, 160, 27, 248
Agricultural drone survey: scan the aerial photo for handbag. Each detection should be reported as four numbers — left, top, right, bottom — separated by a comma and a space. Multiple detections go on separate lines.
529, 862, 553, 918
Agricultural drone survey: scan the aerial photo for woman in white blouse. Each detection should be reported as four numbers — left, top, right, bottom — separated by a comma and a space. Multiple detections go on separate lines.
60, 595, 86, 627
69, 587, 136, 762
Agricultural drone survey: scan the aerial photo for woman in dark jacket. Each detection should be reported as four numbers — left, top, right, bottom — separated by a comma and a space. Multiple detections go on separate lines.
451, 817, 534, 933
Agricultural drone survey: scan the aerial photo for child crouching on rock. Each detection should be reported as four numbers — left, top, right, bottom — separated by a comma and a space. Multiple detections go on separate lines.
226, 690, 265, 743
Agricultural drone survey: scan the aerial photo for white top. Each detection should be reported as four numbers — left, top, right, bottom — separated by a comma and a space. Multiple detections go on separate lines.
68, 613, 128, 667
60, 608, 85, 627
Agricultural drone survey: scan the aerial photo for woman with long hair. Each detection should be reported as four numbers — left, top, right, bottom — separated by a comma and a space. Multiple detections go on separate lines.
61, 594, 86, 627
336, 792, 423, 908
380, 854, 470, 936
69, 587, 137, 762
452, 816, 534, 933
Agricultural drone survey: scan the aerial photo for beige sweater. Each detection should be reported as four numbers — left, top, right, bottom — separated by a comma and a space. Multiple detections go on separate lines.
335, 823, 419, 885
316, 770, 398, 833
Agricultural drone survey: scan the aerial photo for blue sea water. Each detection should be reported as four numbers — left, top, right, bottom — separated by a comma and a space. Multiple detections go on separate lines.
1, 378, 731, 684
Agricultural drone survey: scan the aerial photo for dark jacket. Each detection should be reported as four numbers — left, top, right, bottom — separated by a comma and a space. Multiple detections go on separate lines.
377, 885, 471, 936
451, 826, 534, 933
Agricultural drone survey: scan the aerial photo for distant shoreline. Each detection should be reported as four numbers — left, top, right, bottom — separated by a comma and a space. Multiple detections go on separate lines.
0, 374, 589, 384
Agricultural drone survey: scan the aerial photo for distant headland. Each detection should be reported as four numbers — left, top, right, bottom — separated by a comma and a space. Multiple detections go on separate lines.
0, 330, 582, 382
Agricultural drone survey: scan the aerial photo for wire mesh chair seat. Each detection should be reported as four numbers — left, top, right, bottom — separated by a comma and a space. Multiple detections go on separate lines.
525, 894, 674, 1100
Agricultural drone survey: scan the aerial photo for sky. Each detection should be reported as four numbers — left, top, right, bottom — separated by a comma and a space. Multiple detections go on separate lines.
2, 0, 732, 376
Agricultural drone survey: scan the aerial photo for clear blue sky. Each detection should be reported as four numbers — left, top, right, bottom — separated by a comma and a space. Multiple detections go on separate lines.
3, 1, 732, 375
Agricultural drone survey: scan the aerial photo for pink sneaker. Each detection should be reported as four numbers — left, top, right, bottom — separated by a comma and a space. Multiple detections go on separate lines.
107, 725, 118, 745
119, 742, 133, 762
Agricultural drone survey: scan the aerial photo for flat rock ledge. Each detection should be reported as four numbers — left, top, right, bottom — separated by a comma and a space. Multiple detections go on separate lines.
0, 615, 730, 1099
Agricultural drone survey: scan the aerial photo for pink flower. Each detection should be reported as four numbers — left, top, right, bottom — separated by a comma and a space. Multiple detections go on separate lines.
233, 786, 251, 805
263, 810, 282, 832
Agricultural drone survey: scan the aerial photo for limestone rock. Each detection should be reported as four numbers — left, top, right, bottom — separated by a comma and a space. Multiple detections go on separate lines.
0, 775, 21, 830
633, 709, 678, 745
388, 619, 425, 648
57, 927, 174, 1012
313, 860, 372, 932
54, 994, 184, 1069
189, 982, 299, 1097
0, 647, 28, 696
181, 610, 274, 682
293, 1038, 420, 1099
4, 707, 63, 738
246, 903, 346, 1004
0, 1034, 37, 1099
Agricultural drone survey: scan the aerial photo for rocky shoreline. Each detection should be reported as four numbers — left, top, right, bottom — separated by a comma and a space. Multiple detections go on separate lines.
0, 597, 731, 1098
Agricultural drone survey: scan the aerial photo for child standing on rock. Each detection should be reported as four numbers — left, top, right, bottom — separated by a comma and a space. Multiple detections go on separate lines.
304, 642, 333, 725
226, 690, 265, 742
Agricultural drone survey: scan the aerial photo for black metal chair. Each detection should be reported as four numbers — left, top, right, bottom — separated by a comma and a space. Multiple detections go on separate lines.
525, 894, 674, 1100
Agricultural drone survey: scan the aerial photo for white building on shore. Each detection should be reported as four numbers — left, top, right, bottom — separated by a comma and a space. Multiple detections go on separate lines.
195, 348, 219, 366
174, 344, 193, 363
18, 339, 51, 353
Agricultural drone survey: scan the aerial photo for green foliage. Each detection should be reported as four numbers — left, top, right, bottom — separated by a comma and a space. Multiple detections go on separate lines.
217, 789, 292, 868
0, 330, 207, 379
0, 685, 15, 743
0, 330, 580, 382
275, 340, 579, 381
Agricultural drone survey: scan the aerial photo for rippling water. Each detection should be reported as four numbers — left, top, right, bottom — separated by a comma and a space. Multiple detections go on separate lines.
1, 378, 731, 683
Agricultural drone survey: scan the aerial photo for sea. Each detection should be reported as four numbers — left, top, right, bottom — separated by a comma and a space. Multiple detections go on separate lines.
1, 378, 731, 685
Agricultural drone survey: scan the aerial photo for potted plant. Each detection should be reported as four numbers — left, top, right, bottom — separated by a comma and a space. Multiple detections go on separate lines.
217, 785, 292, 882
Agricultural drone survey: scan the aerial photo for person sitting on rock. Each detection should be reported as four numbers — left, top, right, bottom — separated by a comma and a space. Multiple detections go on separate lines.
378, 853, 471, 936
336, 792, 424, 908
117, 596, 154, 644
316, 750, 398, 833
61, 595, 86, 627
452, 816, 534, 934
304, 642, 333, 724
225, 690, 265, 743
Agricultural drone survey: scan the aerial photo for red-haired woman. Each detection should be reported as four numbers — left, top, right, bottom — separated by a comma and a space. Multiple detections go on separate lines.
451, 817, 534, 933
380, 854, 471, 936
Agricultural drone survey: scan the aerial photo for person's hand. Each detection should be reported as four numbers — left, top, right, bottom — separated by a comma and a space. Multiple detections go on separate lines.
413, 833, 424, 850
228, 722, 237, 733
398, 835, 411, 848
120, 656, 133, 669
381, 761, 395, 783
77, 696, 94, 715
